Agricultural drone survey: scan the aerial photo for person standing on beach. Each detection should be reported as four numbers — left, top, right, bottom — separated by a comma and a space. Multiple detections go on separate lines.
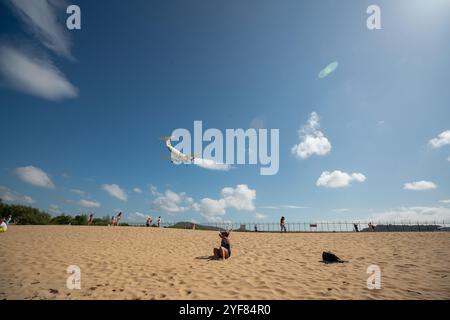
88, 213, 94, 225
157, 216, 161, 227
116, 211, 123, 226
111, 215, 116, 226
280, 216, 287, 232
146, 217, 151, 227
354, 223, 359, 232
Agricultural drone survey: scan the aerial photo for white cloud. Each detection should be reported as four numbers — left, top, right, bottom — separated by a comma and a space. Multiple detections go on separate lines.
255, 212, 267, 219
150, 184, 257, 222
429, 130, 450, 148
291, 112, 331, 159
333, 208, 349, 212
439, 200, 450, 204
0, 45, 78, 101
152, 190, 193, 214
101, 184, 128, 201
150, 185, 159, 196
403, 181, 437, 191
316, 170, 366, 188
133, 187, 143, 193
222, 184, 256, 211
196, 198, 226, 221
15, 165, 54, 188
195, 184, 257, 222
70, 189, 86, 196
371, 206, 450, 222
128, 212, 148, 223
79, 199, 101, 208
258, 205, 308, 209
0, 186, 34, 204
6, 0, 73, 58
48, 204, 62, 215
193, 158, 231, 171
280, 205, 309, 209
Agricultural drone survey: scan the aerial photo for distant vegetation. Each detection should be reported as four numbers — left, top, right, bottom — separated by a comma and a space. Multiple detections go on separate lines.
0, 200, 127, 226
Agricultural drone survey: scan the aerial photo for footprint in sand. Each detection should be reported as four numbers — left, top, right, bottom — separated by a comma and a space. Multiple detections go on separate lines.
179, 289, 193, 297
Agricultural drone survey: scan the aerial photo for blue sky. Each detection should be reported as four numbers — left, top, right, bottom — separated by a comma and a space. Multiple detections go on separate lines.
0, 0, 449, 224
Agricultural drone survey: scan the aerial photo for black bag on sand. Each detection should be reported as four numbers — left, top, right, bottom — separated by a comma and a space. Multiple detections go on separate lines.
322, 251, 346, 263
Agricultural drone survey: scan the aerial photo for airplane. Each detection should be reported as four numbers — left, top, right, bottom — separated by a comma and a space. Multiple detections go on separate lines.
160, 136, 195, 164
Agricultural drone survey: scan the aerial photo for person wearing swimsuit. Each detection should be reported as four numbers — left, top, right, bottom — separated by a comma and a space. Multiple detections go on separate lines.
214, 231, 231, 259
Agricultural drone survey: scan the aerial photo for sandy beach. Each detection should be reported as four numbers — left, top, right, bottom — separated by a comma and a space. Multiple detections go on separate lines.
0, 225, 449, 300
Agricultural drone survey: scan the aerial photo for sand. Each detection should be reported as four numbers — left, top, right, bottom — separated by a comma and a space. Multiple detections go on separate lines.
0, 225, 449, 300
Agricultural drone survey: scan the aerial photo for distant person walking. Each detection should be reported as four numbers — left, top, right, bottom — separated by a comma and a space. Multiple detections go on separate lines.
88, 213, 94, 226
354, 223, 359, 232
157, 216, 161, 228
116, 211, 123, 226
280, 216, 287, 232
254, 224, 258, 232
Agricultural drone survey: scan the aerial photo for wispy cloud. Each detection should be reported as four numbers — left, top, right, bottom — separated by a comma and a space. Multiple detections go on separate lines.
333, 208, 349, 213
6, 0, 73, 59
128, 212, 148, 223
316, 170, 366, 188
70, 189, 86, 196
259, 205, 309, 209
372, 206, 450, 222
291, 112, 331, 159
429, 130, 450, 148
318, 61, 338, 79
79, 199, 101, 208
403, 181, 437, 191
15, 165, 55, 188
0, 45, 78, 101
0, 186, 34, 204
133, 187, 143, 194
48, 204, 62, 215
101, 184, 128, 202
255, 212, 267, 219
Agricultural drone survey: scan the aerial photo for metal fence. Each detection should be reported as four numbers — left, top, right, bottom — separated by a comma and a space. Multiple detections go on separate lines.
130, 220, 450, 233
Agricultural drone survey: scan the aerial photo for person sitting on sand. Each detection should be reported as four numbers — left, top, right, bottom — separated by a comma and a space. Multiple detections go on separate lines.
0, 219, 7, 233
213, 231, 231, 259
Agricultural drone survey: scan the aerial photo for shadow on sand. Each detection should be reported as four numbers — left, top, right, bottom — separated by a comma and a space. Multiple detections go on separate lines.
195, 255, 221, 261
